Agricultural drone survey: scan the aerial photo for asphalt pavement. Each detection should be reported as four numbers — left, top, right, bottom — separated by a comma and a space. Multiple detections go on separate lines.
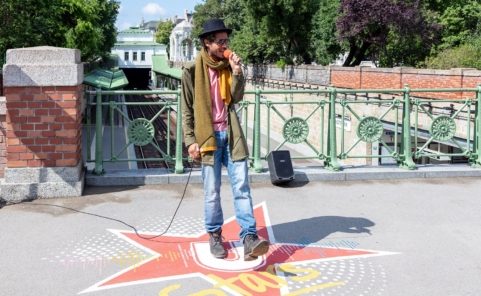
1, 176, 480, 295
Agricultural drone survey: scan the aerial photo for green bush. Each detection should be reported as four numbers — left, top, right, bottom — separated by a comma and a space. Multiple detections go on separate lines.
426, 37, 481, 70
275, 58, 287, 71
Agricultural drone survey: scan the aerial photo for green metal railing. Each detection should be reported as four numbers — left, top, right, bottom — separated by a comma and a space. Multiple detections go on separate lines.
85, 85, 481, 175
85, 89, 184, 175
243, 89, 331, 172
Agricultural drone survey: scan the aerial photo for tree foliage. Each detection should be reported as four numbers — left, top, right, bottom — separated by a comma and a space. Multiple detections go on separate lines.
421, 0, 467, 14
0, 0, 119, 65
310, 0, 342, 65
191, 0, 246, 48
192, 0, 319, 65
231, 12, 285, 65
437, 1, 481, 50
244, 0, 320, 64
426, 35, 481, 70
421, 0, 481, 69
155, 20, 175, 58
189, 0, 480, 68
336, 0, 439, 67
191, 0, 258, 62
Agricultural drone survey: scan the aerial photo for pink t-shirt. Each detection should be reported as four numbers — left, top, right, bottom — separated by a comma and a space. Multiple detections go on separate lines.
208, 67, 228, 131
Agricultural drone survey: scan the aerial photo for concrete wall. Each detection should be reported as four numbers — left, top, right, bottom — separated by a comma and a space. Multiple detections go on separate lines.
247, 64, 330, 86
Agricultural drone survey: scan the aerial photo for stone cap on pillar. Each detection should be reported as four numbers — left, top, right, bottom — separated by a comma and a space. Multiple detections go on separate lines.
2, 46, 83, 87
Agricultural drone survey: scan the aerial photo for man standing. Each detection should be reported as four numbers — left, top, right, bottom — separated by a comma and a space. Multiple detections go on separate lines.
181, 19, 269, 261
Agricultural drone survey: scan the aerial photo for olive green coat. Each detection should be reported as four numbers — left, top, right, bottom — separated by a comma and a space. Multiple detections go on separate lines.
181, 63, 248, 165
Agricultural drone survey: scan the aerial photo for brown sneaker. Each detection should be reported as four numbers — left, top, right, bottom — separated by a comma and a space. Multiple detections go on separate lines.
243, 234, 269, 261
208, 230, 227, 259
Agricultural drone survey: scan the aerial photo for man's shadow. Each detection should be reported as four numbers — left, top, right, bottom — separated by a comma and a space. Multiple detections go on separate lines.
259, 216, 375, 263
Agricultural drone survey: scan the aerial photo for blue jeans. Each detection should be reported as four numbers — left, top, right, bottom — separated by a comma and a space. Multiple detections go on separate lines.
202, 131, 257, 240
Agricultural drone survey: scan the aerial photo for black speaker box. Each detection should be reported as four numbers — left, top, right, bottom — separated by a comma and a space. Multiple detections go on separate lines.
267, 150, 294, 185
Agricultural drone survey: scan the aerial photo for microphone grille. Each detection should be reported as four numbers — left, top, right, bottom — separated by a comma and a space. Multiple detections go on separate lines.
223, 50, 232, 59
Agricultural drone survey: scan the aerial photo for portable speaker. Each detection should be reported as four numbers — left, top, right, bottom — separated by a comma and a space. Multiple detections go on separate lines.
267, 150, 294, 185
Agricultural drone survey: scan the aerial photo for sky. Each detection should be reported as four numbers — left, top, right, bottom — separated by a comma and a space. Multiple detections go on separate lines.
116, 0, 202, 30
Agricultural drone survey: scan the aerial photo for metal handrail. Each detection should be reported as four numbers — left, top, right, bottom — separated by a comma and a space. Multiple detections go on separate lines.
85, 85, 481, 175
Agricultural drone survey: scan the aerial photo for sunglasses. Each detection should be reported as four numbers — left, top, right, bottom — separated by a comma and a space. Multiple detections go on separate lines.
213, 38, 230, 46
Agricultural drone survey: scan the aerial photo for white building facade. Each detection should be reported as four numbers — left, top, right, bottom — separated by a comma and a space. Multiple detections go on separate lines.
112, 28, 166, 69
169, 14, 197, 62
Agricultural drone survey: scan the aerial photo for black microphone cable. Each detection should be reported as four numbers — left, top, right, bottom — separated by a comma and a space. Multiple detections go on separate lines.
0, 160, 196, 242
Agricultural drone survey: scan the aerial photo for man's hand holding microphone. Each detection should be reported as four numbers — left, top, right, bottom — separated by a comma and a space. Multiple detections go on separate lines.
224, 49, 242, 75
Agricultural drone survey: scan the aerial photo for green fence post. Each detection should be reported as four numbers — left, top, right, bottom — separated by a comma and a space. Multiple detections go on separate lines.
325, 87, 341, 171
253, 87, 262, 172
86, 90, 92, 162
399, 84, 416, 170
175, 89, 184, 173
94, 88, 104, 175
471, 85, 481, 167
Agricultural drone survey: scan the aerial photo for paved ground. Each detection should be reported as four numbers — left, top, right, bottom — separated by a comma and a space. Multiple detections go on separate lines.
1, 176, 481, 295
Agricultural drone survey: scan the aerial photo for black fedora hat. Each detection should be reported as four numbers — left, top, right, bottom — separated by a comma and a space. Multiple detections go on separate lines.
198, 19, 232, 38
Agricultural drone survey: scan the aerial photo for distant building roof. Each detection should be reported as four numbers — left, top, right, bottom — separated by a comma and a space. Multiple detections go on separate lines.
114, 41, 164, 47
120, 27, 151, 34
83, 68, 129, 90
172, 20, 193, 32
141, 20, 160, 31
172, 10, 194, 26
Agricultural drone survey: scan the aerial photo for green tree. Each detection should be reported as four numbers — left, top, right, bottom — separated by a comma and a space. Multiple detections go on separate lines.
192, 0, 231, 41
337, 0, 438, 67
0, 0, 119, 65
65, 20, 102, 61
310, 0, 342, 65
378, 28, 432, 67
56, 0, 120, 62
155, 20, 175, 58
1, 0, 62, 65
191, 0, 254, 60
437, 1, 481, 50
421, 0, 467, 14
422, 1, 481, 69
192, 0, 320, 65
379, 5, 441, 67
96, 0, 120, 57
243, 0, 320, 64
155, 20, 174, 45
230, 12, 285, 64
426, 35, 481, 69
190, 0, 481, 68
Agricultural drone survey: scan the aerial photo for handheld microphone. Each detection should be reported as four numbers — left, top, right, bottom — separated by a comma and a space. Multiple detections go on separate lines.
223, 49, 244, 68
223, 49, 233, 60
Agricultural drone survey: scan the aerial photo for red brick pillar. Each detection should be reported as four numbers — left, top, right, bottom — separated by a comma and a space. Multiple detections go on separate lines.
1, 46, 83, 200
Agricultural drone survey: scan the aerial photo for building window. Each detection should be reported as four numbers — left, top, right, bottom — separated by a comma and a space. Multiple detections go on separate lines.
133, 52, 138, 61
124, 52, 129, 61
182, 39, 194, 61
141, 52, 146, 61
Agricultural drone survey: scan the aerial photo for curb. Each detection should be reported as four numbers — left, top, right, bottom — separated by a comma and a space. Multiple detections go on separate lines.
85, 164, 481, 186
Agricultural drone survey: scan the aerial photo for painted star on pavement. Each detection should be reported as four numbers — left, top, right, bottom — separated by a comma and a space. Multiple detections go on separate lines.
81, 202, 397, 295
